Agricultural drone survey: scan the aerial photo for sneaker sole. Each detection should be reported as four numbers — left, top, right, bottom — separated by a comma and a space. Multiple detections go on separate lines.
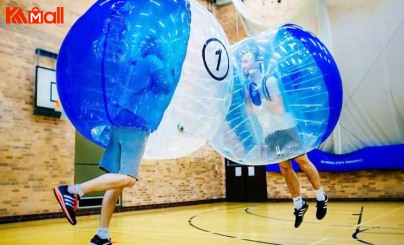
316, 210, 327, 220
53, 187, 76, 225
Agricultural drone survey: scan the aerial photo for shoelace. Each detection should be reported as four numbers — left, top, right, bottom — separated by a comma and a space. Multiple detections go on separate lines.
72, 186, 79, 212
317, 197, 328, 208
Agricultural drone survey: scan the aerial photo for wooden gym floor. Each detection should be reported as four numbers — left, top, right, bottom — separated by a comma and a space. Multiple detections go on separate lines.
0, 202, 403, 245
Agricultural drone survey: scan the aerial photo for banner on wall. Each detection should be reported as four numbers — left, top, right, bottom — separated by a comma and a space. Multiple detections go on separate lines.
266, 144, 404, 172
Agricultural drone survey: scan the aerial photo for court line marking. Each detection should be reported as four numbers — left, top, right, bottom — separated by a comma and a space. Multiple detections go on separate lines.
188, 204, 284, 245
352, 205, 404, 229
309, 238, 329, 245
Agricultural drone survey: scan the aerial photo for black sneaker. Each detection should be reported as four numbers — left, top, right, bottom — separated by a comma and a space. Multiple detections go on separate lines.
89, 235, 112, 245
316, 194, 328, 220
294, 201, 309, 228
53, 185, 80, 225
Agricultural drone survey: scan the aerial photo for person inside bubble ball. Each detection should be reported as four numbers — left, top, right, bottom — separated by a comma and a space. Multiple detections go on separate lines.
53, 37, 175, 245
240, 46, 328, 228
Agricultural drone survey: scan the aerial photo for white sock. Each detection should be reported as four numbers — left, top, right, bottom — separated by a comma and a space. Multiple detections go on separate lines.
97, 227, 110, 240
292, 196, 303, 210
315, 187, 325, 201
67, 184, 84, 197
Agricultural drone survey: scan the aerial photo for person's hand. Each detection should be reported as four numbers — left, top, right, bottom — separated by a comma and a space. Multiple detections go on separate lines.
150, 68, 173, 94
249, 82, 261, 106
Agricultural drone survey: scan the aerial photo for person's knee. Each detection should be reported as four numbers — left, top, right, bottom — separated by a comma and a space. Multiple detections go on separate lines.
279, 161, 293, 174
295, 156, 312, 171
119, 174, 136, 188
126, 176, 137, 187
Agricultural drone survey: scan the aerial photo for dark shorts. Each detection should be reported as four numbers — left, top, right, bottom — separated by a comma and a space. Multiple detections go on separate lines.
265, 127, 302, 157
99, 127, 150, 180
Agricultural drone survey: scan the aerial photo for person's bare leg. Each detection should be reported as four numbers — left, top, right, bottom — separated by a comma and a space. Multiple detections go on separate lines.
279, 159, 308, 228
278, 160, 300, 197
294, 154, 321, 190
295, 154, 328, 220
91, 188, 125, 242
100, 188, 123, 228
80, 173, 136, 195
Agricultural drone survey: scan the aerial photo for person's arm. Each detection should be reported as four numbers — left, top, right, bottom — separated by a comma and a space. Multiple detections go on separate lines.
262, 76, 285, 114
263, 94, 284, 114
148, 55, 174, 94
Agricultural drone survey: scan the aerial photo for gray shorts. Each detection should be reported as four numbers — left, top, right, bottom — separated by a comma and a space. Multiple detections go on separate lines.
99, 127, 150, 180
265, 127, 302, 157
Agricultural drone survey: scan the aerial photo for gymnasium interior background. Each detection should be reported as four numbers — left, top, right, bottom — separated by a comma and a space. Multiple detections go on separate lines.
0, 0, 403, 223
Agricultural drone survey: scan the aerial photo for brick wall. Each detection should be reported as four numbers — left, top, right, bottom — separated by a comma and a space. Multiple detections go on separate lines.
0, 0, 90, 217
0, 0, 226, 218
124, 145, 224, 207
0, 0, 403, 219
267, 171, 404, 200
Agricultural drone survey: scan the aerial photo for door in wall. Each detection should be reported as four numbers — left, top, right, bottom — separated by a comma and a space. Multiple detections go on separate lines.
225, 158, 267, 202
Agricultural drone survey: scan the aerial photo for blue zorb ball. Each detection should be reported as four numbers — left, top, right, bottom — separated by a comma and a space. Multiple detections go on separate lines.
210, 24, 343, 165
57, 0, 232, 159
